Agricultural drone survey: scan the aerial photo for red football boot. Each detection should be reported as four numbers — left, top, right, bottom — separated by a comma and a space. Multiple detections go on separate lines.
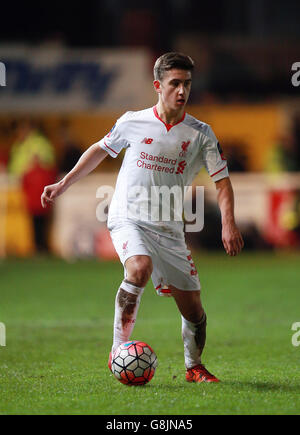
108, 351, 112, 372
186, 364, 220, 383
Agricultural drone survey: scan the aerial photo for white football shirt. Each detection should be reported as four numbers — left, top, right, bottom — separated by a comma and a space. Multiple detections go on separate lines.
97, 106, 228, 239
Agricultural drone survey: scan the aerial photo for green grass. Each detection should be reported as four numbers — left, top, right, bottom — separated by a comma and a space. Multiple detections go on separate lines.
0, 252, 300, 415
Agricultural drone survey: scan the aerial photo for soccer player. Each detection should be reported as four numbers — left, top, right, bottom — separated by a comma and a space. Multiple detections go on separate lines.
41, 52, 244, 383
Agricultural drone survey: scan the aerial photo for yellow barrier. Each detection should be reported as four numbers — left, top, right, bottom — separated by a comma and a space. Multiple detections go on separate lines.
0, 186, 34, 257
188, 104, 281, 171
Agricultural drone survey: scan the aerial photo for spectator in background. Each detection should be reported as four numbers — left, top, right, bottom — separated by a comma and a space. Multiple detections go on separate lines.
58, 121, 82, 174
22, 155, 57, 253
9, 120, 55, 178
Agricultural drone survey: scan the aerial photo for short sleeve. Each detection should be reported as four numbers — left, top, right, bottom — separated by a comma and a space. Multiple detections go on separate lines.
200, 125, 228, 182
96, 113, 129, 158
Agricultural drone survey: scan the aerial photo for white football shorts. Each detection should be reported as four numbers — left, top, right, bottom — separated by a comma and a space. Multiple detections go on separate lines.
110, 221, 201, 292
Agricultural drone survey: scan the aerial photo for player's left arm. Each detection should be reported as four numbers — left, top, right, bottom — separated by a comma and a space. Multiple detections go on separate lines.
215, 177, 244, 256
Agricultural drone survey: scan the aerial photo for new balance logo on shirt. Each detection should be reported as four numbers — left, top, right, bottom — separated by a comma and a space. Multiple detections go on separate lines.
141, 138, 153, 144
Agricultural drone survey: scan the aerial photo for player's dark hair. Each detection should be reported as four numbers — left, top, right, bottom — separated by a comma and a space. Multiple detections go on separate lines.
153, 52, 194, 81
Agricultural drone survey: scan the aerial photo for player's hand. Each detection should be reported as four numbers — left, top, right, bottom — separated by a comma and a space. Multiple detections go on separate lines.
222, 223, 244, 256
41, 180, 67, 208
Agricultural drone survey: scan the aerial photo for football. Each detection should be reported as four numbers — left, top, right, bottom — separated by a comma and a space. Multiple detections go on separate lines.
111, 340, 158, 386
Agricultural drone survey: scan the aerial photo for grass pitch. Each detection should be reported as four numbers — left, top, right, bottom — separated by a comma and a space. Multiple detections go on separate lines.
0, 252, 300, 415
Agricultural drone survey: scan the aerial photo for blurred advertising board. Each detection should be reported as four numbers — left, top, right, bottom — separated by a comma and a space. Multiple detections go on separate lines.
51, 172, 300, 259
0, 46, 154, 112
1, 172, 300, 258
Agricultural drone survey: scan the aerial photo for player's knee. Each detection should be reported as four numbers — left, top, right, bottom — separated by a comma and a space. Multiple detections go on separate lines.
127, 256, 153, 287
185, 307, 205, 324
131, 267, 152, 287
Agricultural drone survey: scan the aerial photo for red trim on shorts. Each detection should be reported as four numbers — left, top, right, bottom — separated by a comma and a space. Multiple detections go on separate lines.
156, 284, 171, 294
153, 106, 185, 132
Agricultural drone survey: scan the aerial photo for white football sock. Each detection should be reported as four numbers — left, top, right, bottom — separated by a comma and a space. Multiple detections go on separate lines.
182, 312, 207, 369
112, 280, 144, 354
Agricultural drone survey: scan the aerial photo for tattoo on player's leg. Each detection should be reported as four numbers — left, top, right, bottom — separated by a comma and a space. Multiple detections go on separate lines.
118, 289, 138, 327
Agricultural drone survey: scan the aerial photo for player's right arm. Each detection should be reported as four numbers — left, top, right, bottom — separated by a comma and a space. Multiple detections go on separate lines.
41, 144, 108, 208
42, 113, 129, 208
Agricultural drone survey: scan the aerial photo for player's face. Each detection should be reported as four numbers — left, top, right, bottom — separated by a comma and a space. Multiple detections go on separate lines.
154, 69, 192, 111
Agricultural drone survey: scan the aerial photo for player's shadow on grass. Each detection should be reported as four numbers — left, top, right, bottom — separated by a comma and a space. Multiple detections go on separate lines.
223, 380, 300, 393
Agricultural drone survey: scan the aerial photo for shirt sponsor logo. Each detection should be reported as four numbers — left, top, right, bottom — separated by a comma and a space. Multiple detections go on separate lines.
137, 152, 177, 173
136, 151, 188, 175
